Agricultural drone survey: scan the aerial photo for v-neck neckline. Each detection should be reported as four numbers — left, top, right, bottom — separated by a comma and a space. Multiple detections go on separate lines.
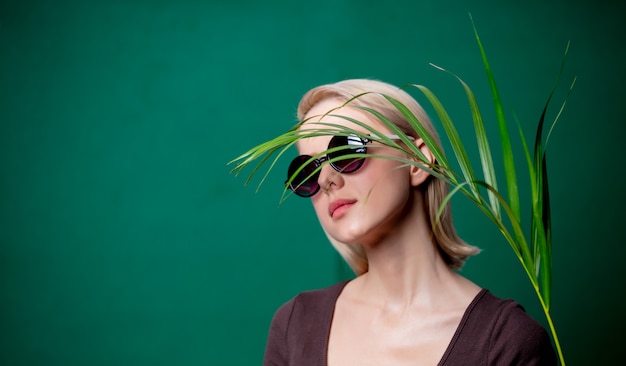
322, 280, 488, 366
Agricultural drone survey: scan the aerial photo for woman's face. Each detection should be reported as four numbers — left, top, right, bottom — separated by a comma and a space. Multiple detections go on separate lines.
298, 98, 422, 247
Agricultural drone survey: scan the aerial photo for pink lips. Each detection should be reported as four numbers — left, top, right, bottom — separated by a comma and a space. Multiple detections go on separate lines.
329, 199, 357, 219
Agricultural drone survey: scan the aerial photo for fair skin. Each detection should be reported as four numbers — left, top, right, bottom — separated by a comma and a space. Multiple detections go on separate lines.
299, 98, 481, 366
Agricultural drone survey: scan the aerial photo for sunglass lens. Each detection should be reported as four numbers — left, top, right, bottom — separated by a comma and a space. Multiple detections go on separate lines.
286, 155, 320, 197
328, 135, 367, 173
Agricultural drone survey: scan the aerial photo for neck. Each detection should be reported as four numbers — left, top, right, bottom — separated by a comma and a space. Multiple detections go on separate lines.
365, 233, 451, 304
355, 201, 469, 310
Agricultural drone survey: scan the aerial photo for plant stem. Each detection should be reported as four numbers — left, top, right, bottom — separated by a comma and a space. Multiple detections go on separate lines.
530, 273, 566, 365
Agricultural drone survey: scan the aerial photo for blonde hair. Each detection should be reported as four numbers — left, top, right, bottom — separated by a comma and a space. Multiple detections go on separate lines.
297, 79, 479, 274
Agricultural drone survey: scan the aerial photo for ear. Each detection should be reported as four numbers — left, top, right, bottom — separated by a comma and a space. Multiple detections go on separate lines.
409, 138, 435, 187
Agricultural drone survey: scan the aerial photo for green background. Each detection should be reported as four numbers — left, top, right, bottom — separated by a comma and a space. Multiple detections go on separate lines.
1, 0, 624, 364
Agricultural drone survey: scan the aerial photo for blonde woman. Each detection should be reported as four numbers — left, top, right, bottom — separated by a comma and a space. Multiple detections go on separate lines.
263, 79, 556, 366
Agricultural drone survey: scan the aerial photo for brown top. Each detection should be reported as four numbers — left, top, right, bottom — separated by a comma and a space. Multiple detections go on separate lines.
263, 281, 556, 366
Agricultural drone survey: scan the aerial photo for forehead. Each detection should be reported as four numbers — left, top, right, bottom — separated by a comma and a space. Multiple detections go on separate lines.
297, 98, 391, 150
300, 98, 371, 131
297, 98, 376, 153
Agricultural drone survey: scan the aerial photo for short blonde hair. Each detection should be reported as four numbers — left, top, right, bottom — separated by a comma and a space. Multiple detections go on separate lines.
297, 79, 479, 273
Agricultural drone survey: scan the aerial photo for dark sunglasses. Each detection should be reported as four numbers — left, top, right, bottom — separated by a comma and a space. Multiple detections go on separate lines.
285, 134, 411, 197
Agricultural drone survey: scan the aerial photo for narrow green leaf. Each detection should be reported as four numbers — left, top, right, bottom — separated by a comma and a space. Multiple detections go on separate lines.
474, 181, 535, 275
431, 63, 501, 219
381, 93, 452, 171
471, 16, 521, 224
539, 154, 552, 309
410, 84, 480, 201
546, 75, 577, 151
439, 178, 535, 277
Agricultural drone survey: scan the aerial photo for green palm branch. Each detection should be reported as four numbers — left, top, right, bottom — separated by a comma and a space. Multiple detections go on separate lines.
229, 22, 575, 365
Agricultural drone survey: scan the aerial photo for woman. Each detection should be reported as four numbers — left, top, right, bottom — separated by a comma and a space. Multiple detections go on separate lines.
263, 79, 556, 365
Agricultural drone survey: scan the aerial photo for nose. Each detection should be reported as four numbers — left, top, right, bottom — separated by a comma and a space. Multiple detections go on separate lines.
317, 162, 343, 194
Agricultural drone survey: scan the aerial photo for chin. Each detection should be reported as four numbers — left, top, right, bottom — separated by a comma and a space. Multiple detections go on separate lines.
327, 225, 371, 246
324, 211, 393, 243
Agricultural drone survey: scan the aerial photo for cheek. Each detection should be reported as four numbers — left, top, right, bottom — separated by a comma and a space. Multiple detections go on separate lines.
358, 159, 410, 191
362, 164, 412, 213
